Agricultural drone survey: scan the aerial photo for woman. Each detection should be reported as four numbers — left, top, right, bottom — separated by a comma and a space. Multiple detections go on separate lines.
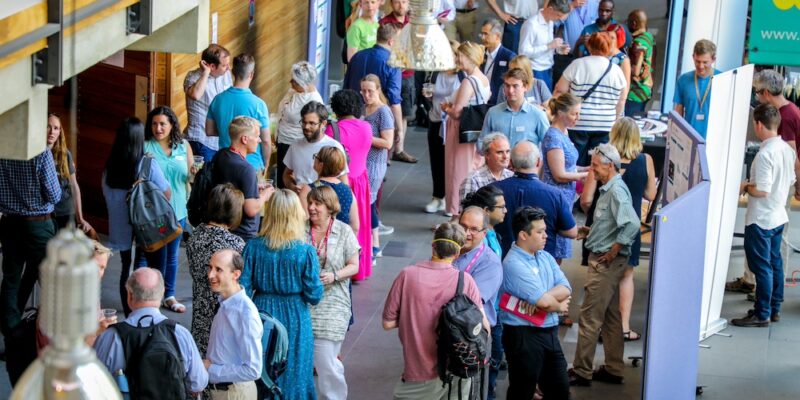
425, 40, 462, 214
185, 183, 246, 357
326, 89, 373, 281
361, 74, 394, 261
553, 32, 627, 166
541, 93, 589, 262
580, 117, 656, 341
143, 105, 194, 313
307, 186, 360, 400
102, 117, 171, 315
442, 41, 491, 217
46, 114, 93, 232
496, 55, 553, 107
277, 61, 324, 189
461, 184, 506, 258
607, 28, 632, 87
241, 189, 323, 400
300, 146, 360, 235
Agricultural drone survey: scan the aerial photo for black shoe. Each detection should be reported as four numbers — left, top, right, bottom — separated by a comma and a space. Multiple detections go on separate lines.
731, 314, 769, 327
498, 359, 508, 370
746, 308, 779, 322
593, 365, 624, 384
568, 368, 592, 387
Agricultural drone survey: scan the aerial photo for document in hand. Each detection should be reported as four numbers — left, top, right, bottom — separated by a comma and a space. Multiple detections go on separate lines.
499, 293, 547, 327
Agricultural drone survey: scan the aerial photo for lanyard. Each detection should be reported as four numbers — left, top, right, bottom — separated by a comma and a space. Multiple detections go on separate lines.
308, 219, 333, 268
464, 244, 486, 273
484, 52, 495, 76
694, 72, 713, 110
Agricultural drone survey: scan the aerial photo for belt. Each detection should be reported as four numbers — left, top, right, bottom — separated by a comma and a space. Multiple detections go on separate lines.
3, 213, 53, 222
208, 382, 233, 391
456, 8, 477, 13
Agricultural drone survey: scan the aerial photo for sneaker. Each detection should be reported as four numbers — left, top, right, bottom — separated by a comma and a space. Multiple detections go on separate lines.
592, 366, 624, 384
731, 314, 769, 327
392, 151, 418, 163
425, 198, 443, 214
443, 211, 453, 217
373, 246, 383, 258
378, 223, 394, 235
725, 277, 755, 293
372, 257, 377, 267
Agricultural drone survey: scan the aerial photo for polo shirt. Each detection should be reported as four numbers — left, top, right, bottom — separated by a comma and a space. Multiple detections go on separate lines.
491, 173, 576, 257
672, 69, 720, 139
779, 102, 800, 147
206, 87, 270, 170
346, 18, 379, 53
746, 136, 797, 230
343, 45, 402, 106
576, 19, 633, 56
479, 101, 550, 150
212, 149, 260, 240
453, 244, 504, 326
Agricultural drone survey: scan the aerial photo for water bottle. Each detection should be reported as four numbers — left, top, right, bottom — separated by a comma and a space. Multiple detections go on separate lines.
115, 369, 130, 400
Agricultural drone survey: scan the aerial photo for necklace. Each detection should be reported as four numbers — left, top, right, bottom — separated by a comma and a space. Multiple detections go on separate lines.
308, 218, 333, 269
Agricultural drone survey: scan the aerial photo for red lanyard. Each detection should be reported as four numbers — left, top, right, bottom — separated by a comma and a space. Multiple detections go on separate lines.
308, 219, 333, 268
464, 244, 486, 273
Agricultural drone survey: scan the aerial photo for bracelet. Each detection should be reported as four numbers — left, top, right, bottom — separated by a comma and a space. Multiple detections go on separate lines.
332, 270, 339, 282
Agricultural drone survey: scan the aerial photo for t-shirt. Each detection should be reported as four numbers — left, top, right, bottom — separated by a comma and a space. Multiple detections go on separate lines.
562, 56, 626, 132
212, 149, 260, 239
382, 260, 482, 382
673, 70, 720, 139
276, 89, 324, 145
54, 150, 75, 217
206, 87, 270, 170
183, 69, 233, 149
779, 103, 800, 148
746, 136, 797, 230
283, 136, 348, 185
346, 18, 378, 52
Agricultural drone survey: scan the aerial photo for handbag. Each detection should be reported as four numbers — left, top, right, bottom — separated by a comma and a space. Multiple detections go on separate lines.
458, 76, 490, 144
581, 61, 614, 100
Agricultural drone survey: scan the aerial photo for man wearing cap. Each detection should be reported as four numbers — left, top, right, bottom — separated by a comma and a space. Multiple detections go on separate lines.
569, 143, 640, 386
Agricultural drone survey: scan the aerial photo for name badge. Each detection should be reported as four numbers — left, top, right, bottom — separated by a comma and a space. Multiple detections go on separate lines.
175, 155, 185, 161
499, 61, 507, 66
515, 126, 525, 132
696, 114, 705, 121
532, 267, 539, 275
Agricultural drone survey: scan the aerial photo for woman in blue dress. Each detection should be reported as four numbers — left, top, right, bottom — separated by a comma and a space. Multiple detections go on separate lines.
242, 189, 323, 399
300, 146, 360, 235
541, 93, 589, 262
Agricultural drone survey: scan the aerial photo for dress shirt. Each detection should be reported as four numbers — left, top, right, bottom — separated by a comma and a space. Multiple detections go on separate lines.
207, 288, 264, 384
343, 45, 402, 106
518, 12, 555, 71
500, 243, 571, 328
435, 0, 457, 23
453, 243, 504, 326
480, 101, 551, 150
184, 69, 233, 149
503, 0, 537, 19
483, 45, 500, 78
558, 0, 599, 48
459, 164, 514, 203
0, 150, 61, 216
584, 174, 640, 255
93, 307, 208, 393
746, 136, 797, 230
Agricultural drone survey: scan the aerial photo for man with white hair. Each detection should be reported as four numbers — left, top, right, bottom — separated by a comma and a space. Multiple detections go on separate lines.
569, 143, 640, 387
459, 133, 513, 205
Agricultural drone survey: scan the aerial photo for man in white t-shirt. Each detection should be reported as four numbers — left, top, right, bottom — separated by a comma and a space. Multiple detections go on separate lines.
518, 0, 571, 91
486, 0, 539, 54
283, 101, 348, 192
183, 44, 232, 162
731, 104, 797, 327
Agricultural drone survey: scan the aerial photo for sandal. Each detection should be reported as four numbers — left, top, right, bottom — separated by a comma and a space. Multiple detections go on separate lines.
623, 330, 641, 341
163, 296, 186, 313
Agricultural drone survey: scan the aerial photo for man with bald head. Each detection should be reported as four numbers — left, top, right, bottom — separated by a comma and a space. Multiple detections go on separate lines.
491, 140, 577, 256
625, 9, 655, 116
94, 268, 208, 397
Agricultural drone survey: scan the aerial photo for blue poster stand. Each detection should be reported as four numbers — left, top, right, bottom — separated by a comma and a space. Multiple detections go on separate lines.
308, 0, 332, 100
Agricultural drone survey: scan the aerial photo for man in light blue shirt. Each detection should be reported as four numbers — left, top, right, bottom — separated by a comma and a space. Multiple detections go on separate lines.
559, 0, 600, 49
204, 249, 263, 399
480, 69, 550, 151
500, 206, 571, 399
673, 39, 720, 139
207, 53, 271, 171
94, 268, 208, 396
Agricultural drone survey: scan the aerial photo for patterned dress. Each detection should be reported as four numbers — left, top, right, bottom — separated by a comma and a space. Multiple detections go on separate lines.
242, 238, 324, 400
541, 127, 580, 259
364, 105, 393, 204
316, 179, 353, 226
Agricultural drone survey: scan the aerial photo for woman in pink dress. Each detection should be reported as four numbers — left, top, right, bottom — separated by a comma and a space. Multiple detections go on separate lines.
442, 41, 491, 217
326, 89, 373, 281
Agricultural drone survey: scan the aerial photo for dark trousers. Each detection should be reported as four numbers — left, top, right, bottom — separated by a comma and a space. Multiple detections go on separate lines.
502, 19, 526, 54
276, 142, 291, 189
427, 121, 446, 199
188, 140, 217, 164
745, 224, 785, 320
0, 216, 55, 334
552, 54, 575, 87
534, 68, 553, 92
488, 322, 504, 399
569, 129, 610, 167
624, 100, 648, 117
503, 325, 570, 400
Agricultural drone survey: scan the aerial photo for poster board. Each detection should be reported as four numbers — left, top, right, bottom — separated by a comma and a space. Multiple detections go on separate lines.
663, 111, 706, 205
308, 0, 332, 100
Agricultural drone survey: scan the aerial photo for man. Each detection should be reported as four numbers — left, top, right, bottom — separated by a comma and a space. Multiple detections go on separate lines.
283, 101, 348, 192
625, 9, 655, 116
480, 69, 550, 149
569, 143, 640, 386
346, 0, 381, 61
460, 133, 513, 204
730, 104, 797, 327
727, 70, 800, 295
211, 116, 273, 241
479, 19, 516, 106
206, 53, 271, 171
502, 206, 572, 399
453, 0, 480, 42
0, 150, 61, 383
485, 0, 538, 54
454, 207, 503, 399
518, 0, 572, 91
204, 249, 263, 398
553, 0, 599, 84
574, 0, 632, 57
94, 268, 208, 395
673, 39, 720, 139
184, 44, 232, 161
491, 140, 577, 258
383, 223, 488, 399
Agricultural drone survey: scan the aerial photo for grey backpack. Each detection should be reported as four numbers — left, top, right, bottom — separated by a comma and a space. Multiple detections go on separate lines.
128, 155, 182, 252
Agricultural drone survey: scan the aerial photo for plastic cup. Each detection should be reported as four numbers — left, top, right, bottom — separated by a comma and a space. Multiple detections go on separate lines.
422, 83, 434, 98
102, 308, 117, 323
193, 155, 204, 170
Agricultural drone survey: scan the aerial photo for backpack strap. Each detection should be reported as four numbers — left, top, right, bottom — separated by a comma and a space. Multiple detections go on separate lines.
330, 119, 341, 143
582, 61, 613, 101
139, 155, 153, 182
455, 270, 464, 297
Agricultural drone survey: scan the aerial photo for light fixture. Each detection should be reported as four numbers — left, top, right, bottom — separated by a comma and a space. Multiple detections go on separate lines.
389, 0, 456, 71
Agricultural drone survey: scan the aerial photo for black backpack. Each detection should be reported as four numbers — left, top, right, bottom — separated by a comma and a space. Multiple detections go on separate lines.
437, 271, 489, 398
186, 158, 215, 227
113, 316, 186, 400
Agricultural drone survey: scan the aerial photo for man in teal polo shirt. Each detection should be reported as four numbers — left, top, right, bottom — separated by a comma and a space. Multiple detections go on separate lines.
206, 53, 271, 171
673, 39, 720, 139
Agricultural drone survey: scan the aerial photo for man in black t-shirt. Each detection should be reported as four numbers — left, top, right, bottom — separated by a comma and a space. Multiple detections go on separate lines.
212, 116, 273, 240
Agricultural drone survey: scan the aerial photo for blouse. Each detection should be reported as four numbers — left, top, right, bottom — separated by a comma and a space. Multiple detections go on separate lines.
144, 140, 189, 221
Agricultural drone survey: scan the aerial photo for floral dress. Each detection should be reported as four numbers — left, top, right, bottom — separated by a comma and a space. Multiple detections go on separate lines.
541, 127, 579, 259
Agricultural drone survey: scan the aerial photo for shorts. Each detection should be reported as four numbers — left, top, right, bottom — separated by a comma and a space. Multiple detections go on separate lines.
401, 75, 415, 117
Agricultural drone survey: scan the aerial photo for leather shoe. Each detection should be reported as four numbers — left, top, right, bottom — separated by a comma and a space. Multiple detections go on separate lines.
568, 368, 591, 387
593, 365, 624, 384
731, 314, 769, 327
747, 309, 780, 322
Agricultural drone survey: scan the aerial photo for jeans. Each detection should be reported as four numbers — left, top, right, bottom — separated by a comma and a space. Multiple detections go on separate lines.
569, 129, 610, 167
371, 202, 380, 229
140, 218, 186, 299
488, 323, 504, 399
534, 68, 553, 92
744, 224, 785, 320
625, 100, 649, 117
502, 19, 526, 54
503, 325, 570, 399
188, 140, 217, 163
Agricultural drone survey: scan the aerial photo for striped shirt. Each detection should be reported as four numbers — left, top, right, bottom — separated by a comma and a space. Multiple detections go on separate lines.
562, 56, 626, 132
0, 151, 61, 216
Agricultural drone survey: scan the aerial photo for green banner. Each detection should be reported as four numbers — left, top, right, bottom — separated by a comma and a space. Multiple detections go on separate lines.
749, 0, 800, 65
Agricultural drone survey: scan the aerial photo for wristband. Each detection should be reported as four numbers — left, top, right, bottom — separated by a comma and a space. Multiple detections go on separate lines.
332, 270, 339, 282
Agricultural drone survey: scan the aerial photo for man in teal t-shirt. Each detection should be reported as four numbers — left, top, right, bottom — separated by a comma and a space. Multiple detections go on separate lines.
207, 54, 271, 171
673, 39, 720, 139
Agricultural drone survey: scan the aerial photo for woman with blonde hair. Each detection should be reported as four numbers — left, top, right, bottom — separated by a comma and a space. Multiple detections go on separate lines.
46, 113, 93, 232
241, 189, 323, 399
580, 117, 656, 341
496, 55, 553, 107
442, 41, 491, 217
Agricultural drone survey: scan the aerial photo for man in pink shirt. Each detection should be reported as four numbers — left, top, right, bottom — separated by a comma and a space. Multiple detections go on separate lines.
383, 222, 489, 399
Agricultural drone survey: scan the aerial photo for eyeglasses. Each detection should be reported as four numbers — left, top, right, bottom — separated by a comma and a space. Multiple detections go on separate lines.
302, 121, 321, 128
460, 225, 487, 235
488, 205, 507, 211
312, 153, 319, 161
593, 147, 618, 167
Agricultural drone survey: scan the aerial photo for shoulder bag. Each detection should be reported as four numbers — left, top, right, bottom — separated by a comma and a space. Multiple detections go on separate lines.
458, 76, 490, 144
581, 61, 614, 100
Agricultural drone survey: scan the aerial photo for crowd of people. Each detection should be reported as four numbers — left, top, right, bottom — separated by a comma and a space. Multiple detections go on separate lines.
0, 0, 798, 399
